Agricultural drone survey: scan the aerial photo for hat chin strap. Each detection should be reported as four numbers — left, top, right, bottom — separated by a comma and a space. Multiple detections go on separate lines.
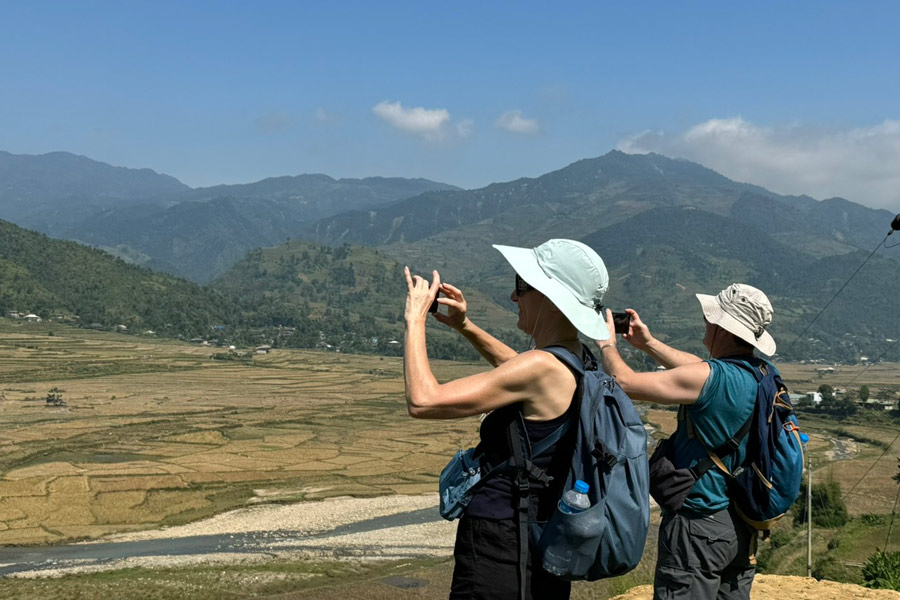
527, 297, 546, 351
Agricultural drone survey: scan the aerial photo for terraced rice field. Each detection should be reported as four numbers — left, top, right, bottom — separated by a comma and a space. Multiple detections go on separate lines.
0, 320, 485, 545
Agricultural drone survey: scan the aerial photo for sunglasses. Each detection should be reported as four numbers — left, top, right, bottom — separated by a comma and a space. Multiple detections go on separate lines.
515, 274, 534, 296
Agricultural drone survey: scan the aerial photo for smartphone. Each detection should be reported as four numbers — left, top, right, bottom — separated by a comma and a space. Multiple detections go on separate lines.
429, 291, 441, 313
612, 311, 631, 334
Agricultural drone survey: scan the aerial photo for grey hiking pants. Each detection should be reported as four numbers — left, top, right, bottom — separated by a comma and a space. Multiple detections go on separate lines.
654, 505, 757, 600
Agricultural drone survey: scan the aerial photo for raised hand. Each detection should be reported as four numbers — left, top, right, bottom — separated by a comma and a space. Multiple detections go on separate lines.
404, 267, 441, 323
621, 308, 654, 351
433, 282, 469, 330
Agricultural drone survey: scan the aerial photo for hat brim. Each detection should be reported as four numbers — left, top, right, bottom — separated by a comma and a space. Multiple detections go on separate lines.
697, 293, 776, 356
494, 244, 610, 341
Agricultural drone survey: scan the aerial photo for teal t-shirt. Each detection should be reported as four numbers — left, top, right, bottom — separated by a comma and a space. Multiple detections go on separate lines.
670, 357, 770, 514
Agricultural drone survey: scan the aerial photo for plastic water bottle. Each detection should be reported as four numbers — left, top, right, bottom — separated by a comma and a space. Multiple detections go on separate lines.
558, 479, 591, 514
544, 480, 592, 576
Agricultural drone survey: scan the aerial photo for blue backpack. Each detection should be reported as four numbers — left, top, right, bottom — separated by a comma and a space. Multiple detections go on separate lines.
438, 345, 649, 598
717, 358, 805, 530
529, 346, 650, 581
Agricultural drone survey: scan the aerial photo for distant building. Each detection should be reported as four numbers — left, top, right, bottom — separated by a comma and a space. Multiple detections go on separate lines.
256, 345, 272, 354
24, 314, 41, 322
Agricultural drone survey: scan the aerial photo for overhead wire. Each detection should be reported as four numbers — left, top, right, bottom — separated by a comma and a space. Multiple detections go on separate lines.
776, 231, 892, 363
844, 338, 900, 387
840, 430, 900, 499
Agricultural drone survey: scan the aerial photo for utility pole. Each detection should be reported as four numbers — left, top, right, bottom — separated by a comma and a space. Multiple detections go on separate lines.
807, 452, 812, 578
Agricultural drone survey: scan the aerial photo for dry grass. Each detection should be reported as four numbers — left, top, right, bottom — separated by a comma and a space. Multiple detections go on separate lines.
2, 319, 900, 547
0, 321, 485, 545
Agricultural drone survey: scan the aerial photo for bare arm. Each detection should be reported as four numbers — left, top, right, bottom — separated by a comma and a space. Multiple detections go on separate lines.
598, 309, 709, 404
434, 282, 518, 367
404, 268, 572, 419
620, 308, 703, 369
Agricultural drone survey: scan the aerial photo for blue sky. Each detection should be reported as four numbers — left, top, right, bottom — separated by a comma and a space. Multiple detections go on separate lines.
2, 1, 899, 210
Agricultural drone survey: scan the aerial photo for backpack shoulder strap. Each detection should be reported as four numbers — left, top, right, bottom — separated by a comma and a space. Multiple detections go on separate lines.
684, 358, 758, 477
541, 345, 586, 377
718, 356, 765, 382
507, 414, 529, 600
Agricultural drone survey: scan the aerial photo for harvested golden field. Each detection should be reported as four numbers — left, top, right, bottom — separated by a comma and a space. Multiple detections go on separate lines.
0, 321, 485, 545
2, 319, 900, 550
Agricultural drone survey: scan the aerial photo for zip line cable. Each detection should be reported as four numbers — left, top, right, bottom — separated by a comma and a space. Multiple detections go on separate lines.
844, 337, 900, 387
884, 482, 900, 551
776, 230, 892, 363
842, 429, 900, 500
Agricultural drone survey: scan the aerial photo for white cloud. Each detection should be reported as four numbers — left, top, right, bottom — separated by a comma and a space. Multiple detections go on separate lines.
456, 118, 474, 139
618, 117, 900, 210
495, 110, 539, 135
313, 106, 335, 123
254, 111, 292, 133
372, 100, 451, 140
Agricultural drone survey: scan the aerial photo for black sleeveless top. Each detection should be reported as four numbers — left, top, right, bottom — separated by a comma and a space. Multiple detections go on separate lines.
465, 352, 579, 521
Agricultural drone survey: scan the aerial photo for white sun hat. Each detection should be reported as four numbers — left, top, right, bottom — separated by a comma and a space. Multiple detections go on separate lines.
696, 283, 776, 356
493, 239, 610, 340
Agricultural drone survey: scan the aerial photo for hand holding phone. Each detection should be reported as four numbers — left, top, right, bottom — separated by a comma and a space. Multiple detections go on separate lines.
428, 290, 442, 313
612, 311, 631, 335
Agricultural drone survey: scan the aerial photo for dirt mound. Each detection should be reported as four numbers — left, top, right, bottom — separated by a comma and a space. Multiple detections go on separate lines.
610, 575, 900, 600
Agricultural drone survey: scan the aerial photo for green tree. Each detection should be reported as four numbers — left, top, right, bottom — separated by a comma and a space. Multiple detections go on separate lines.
860, 385, 871, 402
793, 480, 848, 528
817, 384, 834, 402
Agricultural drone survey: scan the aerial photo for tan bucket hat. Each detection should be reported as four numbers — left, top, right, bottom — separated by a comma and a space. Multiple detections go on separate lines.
696, 283, 776, 356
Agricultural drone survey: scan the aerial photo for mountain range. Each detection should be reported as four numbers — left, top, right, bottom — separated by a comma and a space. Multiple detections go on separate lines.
0, 151, 459, 282
1, 149, 898, 363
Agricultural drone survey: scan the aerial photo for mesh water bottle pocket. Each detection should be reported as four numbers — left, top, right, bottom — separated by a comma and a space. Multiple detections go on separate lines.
539, 500, 606, 579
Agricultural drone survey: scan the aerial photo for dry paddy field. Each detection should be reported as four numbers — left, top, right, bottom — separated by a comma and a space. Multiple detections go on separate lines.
3, 320, 900, 595
0, 321, 486, 546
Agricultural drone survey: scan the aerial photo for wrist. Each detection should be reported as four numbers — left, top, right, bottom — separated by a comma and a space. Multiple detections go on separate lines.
598, 341, 617, 352
453, 317, 472, 332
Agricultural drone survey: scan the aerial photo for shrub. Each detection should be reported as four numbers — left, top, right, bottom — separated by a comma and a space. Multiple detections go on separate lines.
813, 554, 861, 584
769, 528, 793, 549
863, 550, 900, 590
862, 514, 887, 526
793, 480, 849, 528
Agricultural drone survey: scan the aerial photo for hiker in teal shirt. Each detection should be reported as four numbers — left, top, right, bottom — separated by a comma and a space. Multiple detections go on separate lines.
598, 283, 778, 600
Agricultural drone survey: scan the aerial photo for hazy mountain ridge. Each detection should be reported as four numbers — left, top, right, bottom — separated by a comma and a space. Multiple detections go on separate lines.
312, 152, 898, 362
0, 151, 188, 233
310, 152, 893, 258
0, 151, 460, 283
3, 148, 898, 362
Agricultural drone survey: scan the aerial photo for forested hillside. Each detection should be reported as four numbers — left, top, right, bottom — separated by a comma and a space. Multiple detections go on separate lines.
0, 220, 237, 337
211, 240, 523, 358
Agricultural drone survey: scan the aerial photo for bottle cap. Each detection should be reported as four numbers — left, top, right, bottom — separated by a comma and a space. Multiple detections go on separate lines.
574, 479, 589, 494
800, 433, 810, 444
